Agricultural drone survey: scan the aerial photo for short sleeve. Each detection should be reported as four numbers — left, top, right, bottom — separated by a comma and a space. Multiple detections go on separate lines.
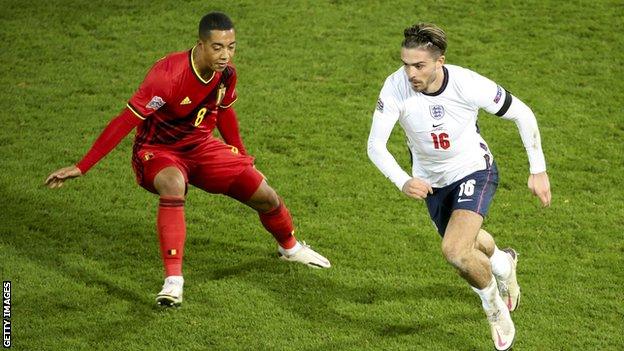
127, 63, 171, 119
219, 65, 238, 108
463, 69, 511, 116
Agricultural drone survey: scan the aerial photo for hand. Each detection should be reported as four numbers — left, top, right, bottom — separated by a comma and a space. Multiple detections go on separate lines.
402, 177, 433, 200
45, 165, 83, 189
528, 171, 551, 207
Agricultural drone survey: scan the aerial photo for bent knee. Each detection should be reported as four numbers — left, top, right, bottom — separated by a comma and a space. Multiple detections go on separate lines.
154, 168, 186, 196
441, 242, 470, 268
248, 183, 280, 212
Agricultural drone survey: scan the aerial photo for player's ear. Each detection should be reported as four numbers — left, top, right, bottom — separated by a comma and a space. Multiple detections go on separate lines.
196, 39, 209, 53
437, 55, 445, 67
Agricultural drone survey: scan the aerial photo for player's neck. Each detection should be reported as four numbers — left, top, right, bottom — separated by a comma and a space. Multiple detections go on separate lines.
192, 47, 215, 80
424, 66, 445, 94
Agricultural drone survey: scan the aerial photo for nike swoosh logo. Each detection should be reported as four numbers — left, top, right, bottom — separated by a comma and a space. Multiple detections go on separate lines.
457, 198, 473, 203
496, 329, 507, 348
432, 123, 444, 128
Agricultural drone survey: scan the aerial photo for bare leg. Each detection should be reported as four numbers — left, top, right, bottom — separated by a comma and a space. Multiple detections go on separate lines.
154, 166, 186, 197
441, 209, 491, 289
475, 229, 496, 257
243, 180, 280, 212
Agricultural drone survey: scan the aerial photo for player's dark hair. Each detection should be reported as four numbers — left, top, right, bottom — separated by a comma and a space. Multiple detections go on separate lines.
199, 12, 234, 41
402, 23, 447, 57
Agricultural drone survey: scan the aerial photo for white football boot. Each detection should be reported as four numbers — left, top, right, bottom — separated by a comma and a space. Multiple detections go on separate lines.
156, 276, 184, 307
278, 241, 331, 269
487, 295, 516, 351
497, 248, 521, 312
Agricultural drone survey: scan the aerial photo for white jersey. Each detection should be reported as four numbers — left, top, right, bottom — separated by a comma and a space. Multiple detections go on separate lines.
368, 64, 546, 189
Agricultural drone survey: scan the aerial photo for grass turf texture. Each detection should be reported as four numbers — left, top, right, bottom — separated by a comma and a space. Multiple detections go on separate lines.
1, 0, 623, 349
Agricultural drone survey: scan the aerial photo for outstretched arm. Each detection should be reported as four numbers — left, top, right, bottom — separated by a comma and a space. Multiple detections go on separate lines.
216, 107, 247, 155
499, 95, 551, 207
45, 108, 141, 188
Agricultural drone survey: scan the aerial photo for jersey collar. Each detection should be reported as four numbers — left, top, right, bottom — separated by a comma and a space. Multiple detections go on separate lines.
422, 66, 449, 97
189, 46, 216, 84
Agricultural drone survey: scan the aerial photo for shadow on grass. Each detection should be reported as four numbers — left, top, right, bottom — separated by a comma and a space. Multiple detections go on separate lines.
190, 238, 481, 349
0, 186, 164, 347
1, 184, 481, 350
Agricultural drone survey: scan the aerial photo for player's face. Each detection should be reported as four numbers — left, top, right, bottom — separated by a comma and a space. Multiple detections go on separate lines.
401, 47, 445, 93
197, 29, 236, 72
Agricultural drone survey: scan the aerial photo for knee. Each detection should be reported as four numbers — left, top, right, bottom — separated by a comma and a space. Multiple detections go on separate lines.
259, 191, 280, 212
157, 177, 185, 196
251, 185, 280, 213
154, 169, 186, 196
267, 191, 280, 209
441, 241, 469, 269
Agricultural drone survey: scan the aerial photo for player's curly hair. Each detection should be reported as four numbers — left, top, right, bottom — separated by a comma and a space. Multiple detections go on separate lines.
199, 12, 234, 40
402, 23, 447, 57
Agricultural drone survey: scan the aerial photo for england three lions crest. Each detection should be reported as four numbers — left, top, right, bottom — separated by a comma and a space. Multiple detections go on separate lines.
429, 105, 445, 120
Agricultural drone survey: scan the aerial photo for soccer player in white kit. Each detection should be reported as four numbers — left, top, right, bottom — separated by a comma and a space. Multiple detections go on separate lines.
367, 23, 551, 350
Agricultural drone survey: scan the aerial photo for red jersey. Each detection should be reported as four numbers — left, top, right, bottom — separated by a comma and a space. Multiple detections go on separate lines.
127, 46, 238, 149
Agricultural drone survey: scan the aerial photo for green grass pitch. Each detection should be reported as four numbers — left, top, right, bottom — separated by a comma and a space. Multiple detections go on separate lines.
1, 0, 623, 349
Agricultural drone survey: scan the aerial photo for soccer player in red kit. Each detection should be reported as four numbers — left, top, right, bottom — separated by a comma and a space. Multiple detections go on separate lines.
45, 12, 331, 307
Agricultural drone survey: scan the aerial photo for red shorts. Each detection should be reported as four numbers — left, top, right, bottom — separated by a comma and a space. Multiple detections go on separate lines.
132, 138, 264, 201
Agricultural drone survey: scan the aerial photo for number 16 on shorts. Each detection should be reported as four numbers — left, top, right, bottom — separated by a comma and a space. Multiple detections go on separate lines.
457, 179, 475, 202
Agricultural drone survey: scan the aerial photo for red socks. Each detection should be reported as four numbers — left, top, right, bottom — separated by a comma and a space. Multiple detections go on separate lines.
157, 196, 295, 275
157, 196, 186, 276
259, 200, 297, 249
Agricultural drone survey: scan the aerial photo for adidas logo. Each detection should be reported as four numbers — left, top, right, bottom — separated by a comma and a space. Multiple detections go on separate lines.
180, 96, 192, 105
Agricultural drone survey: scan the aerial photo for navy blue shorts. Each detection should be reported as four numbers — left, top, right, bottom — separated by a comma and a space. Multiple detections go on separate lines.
425, 162, 499, 236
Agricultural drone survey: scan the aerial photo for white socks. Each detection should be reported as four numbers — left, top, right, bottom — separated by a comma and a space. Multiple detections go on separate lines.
490, 246, 511, 280
279, 241, 302, 256
472, 276, 499, 311
165, 275, 184, 285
